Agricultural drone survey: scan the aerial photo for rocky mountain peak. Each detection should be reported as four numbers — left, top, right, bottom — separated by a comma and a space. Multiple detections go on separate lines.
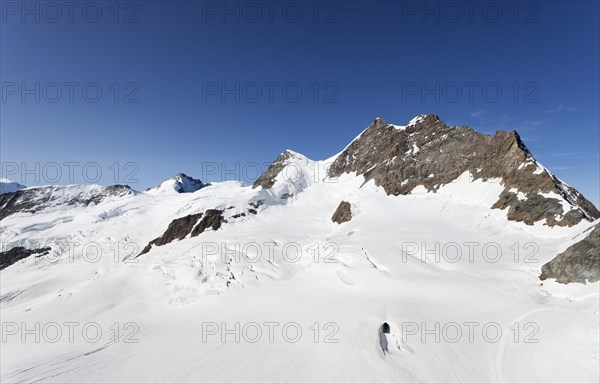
251, 113, 597, 227
408, 113, 441, 127
151, 173, 206, 194
252, 151, 294, 190
327, 114, 599, 227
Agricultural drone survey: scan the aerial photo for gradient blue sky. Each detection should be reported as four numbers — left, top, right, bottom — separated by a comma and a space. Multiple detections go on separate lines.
1, 0, 599, 205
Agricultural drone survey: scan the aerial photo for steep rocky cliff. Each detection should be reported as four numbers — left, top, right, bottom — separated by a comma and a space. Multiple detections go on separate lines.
326, 114, 598, 226
540, 225, 600, 284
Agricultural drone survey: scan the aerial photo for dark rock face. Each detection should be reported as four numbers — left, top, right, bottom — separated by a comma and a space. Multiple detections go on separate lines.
491, 191, 575, 226
332, 201, 352, 224
1, 246, 51, 270
253, 151, 292, 189
0, 184, 134, 221
143, 213, 204, 250
138, 209, 225, 256
540, 225, 600, 284
327, 115, 598, 227
190, 209, 225, 236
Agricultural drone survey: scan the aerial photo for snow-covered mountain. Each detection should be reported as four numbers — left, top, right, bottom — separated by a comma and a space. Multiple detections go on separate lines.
1, 115, 598, 383
147, 173, 207, 194
0, 184, 134, 221
0, 178, 26, 194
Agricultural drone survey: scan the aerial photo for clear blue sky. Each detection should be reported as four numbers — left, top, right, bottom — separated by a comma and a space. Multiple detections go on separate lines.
1, 0, 598, 206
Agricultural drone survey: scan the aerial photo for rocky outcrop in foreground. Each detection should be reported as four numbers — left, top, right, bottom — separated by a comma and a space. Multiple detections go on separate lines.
0, 246, 51, 270
332, 201, 352, 224
138, 209, 225, 256
540, 225, 600, 284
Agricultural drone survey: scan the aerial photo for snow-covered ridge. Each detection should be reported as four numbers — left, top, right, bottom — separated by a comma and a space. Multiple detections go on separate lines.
0, 178, 26, 194
0, 183, 135, 221
407, 113, 427, 126
146, 173, 207, 194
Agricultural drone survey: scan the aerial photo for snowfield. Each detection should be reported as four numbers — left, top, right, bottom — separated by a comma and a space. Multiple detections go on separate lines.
1, 153, 599, 383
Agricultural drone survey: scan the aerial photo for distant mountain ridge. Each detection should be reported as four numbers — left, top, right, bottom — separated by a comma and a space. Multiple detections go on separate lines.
148, 173, 207, 194
0, 178, 26, 195
0, 184, 134, 221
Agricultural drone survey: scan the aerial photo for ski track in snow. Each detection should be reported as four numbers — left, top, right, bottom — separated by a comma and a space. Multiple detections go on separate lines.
494, 307, 555, 384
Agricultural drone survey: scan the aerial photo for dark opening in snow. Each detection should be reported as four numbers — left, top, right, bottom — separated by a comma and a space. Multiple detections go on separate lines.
381, 322, 390, 334
378, 322, 390, 354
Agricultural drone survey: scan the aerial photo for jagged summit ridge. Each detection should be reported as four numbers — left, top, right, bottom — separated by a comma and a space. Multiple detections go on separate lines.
252, 114, 598, 227
150, 173, 207, 194
325, 114, 599, 226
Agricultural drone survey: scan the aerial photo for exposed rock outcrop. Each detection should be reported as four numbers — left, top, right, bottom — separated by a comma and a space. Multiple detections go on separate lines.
0, 184, 134, 221
138, 209, 225, 256
332, 201, 352, 224
190, 209, 225, 236
253, 151, 293, 189
540, 225, 600, 284
0, 246, 51, 270
327, 115, 598, 227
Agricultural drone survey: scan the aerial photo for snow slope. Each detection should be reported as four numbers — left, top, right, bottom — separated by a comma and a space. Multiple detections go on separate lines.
1, 139, 598, 383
